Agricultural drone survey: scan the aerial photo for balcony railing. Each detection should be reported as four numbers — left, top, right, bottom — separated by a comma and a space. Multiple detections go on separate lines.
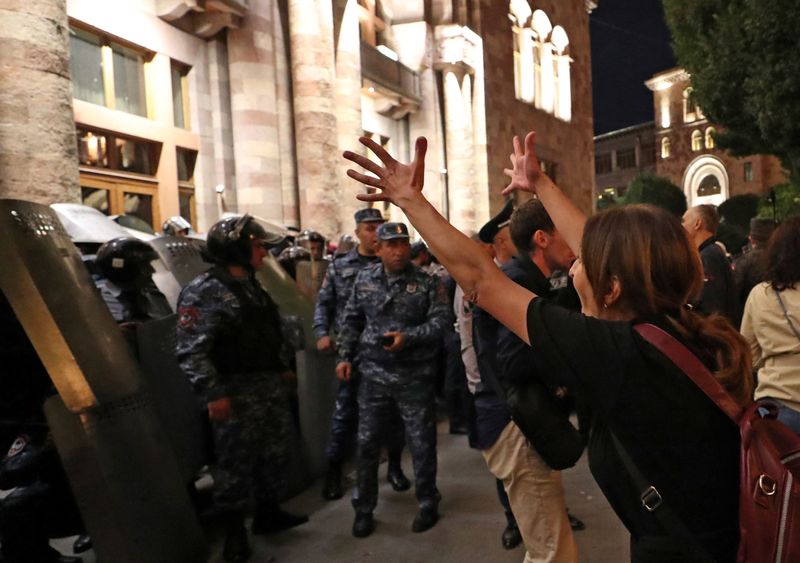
360, 43, 421, 102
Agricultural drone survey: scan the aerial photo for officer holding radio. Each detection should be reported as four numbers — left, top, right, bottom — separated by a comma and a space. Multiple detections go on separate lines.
336, 222, 450, 539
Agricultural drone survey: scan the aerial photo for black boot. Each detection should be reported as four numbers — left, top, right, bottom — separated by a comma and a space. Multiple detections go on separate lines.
501, 522, 522, 549
322, 461, 343, 500
222, 513, 251, 563
352, 512, 375, 538
72, 535, 92, 554
411, 507, 439, 533
251, 503, 308, 535
386, 462, 411, 492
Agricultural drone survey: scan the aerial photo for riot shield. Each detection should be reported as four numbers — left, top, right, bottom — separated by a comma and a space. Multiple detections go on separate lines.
136, 314, 209, 483
295, 257, 330, 300
257, 256, 338, 478
149, 236, 210, 288
0, 200, 206, 563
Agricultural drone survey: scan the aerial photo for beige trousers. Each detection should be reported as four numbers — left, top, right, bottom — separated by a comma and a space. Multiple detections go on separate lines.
483, 422, 578, 563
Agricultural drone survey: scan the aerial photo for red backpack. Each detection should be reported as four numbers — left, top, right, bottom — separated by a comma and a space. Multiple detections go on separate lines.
635, 324, 800, 563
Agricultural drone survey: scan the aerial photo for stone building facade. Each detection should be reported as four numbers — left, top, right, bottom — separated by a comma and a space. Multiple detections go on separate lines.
593, 121, 656, 199
43, 0, 597, 238
646, 68, 786, 207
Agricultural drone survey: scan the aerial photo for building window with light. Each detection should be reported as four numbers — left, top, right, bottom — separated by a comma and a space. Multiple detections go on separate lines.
661, 137, 671, 159
683, 87, 697, 123
744, 161, 753, 182
691, 130, 703, 151
510, 4, 571, 121
705, 127, 716, 149
69, 26, 149, 118
177, 147, 198, 227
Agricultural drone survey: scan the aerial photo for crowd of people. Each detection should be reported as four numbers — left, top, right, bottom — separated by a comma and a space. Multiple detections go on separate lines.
2, 127, 799, 563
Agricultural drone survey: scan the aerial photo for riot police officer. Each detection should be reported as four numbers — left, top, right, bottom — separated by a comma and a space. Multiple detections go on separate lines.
162, 216, 192, 237
313, 209, 409, 501
176, 215, 307, 563
336, 222, 450, 538
93, 237, 173, 324
296, 229, 326, 261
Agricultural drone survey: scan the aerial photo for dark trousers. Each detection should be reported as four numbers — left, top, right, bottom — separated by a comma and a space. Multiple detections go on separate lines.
325, 377, 406, 464
443, 331, 470, 430
353, 378, 439, 514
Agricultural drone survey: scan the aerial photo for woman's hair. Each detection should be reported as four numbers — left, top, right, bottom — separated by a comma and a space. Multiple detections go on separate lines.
581, 205, 753, 406
765, 216, 800, 291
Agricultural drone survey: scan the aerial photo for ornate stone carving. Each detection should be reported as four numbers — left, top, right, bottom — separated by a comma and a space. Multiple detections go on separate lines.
433, 24, 482, 74
157, 0, 248, 38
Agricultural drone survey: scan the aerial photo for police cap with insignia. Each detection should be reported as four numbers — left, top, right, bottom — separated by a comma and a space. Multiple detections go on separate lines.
478, 200, 514, 244
377, 222, 410, 241
354, 208, 385, 224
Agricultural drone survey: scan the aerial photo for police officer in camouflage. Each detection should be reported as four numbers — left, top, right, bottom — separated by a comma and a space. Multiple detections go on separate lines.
314, 208, 409, 501
176, 215, 307, 563
336, 222, 450, 538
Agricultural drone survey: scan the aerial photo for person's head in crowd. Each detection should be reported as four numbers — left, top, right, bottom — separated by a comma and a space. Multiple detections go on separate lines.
95, 237, 159, 289
749, 217, 776, 249
765, 216, 800, 292
479, 200, 516, 265
207, 215, 284, 274
162, 216, 192, 237
573, 204, 752, 403
354, 208, 385, 256
410, 241, 431, 267
510, 199, 575, 277
335, 234, 356, 256
297, 229, 326, 260
376, 222, 412, 274
682, 204, 720, 247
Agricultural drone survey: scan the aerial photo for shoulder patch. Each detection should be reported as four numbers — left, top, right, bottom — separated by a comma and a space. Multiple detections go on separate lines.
178, 306, 200, 329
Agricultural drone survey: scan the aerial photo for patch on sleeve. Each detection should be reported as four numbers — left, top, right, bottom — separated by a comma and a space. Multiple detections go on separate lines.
436, 281, 448, 301
7, 435, 28, 458
178, 306, 200, 328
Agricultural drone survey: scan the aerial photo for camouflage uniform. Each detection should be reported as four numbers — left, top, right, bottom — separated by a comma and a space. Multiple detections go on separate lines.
176, 266, 292, 511
313, 248, 405, 463
337, 262, 450, 514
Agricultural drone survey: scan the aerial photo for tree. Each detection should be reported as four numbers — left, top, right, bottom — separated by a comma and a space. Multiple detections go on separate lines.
717, 194, 760, 255
757, 183, 800, 221
622, 173, 687, 217
664, 0, 800, 181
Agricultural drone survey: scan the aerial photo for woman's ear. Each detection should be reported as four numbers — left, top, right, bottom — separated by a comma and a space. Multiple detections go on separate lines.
604, 276, 622, 308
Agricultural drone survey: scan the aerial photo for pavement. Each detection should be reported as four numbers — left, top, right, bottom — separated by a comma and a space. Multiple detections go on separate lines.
51, 420, 630, 562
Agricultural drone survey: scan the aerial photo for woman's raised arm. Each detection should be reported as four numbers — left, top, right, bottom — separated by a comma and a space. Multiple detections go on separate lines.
343, 136, 533, 344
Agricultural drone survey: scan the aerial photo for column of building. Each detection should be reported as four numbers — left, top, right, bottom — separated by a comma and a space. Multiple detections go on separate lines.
0, 0, 79, 203
288, 0, 342, 239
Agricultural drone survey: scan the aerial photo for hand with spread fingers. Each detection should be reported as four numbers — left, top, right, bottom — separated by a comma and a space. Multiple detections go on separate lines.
501, 131, 550, 197
343, 136, 428, 207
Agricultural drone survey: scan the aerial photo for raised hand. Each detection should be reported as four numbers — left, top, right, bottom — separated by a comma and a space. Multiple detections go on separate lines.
501, 131, 546, 197
343, 136, 428, 207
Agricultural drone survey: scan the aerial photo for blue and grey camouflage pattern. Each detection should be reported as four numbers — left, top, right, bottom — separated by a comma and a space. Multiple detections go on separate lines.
176, 270, 292, 510
313, 248, 379, 340
337, 263, 452, 382
337, 262, 449, 512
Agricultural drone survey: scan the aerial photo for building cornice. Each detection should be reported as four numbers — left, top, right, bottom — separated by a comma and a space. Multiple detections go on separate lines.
157, 0, 248, 38
645, 67, 690, 91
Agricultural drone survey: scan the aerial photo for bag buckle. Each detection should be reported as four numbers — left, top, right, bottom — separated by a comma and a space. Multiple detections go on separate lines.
641, 486, 663, 512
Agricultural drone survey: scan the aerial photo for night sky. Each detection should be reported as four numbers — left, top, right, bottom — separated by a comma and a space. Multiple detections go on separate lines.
590, 0, 676, 135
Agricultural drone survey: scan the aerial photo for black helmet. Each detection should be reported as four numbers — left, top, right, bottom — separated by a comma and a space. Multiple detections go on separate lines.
335, 234, 356, 256
206, 215, 283, 267
296, 229, 326, 245
95, 237, 159, 284
162, 216, 192, 236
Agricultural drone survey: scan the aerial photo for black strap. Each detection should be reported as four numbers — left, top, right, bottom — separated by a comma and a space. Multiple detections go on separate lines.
775, 288, 800, 342
609, 431, 716, 562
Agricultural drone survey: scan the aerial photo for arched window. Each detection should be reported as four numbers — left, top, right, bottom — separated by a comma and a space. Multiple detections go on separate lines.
531, 10, 553, 112
705, 127, 716, 149
510, 0, 533, 102
683, 87, 697, 123
551, 25, 571, 122
691, 130, 703, 151
661, 137, 671, 159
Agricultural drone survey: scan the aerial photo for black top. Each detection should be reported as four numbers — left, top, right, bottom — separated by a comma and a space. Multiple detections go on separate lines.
526, 297, 739, 562
697, 237, 738, 323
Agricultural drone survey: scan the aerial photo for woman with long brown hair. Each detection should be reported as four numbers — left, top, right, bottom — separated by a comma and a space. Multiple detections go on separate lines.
343, 131, 753, 562
741, 216, 800, 434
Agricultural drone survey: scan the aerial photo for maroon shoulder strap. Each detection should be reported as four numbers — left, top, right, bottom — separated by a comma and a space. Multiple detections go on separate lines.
634, 323, 743, 422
